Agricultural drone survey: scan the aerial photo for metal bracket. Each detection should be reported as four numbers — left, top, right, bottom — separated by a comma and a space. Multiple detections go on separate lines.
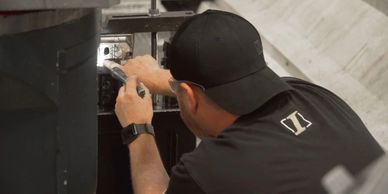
101, 11, 194, 34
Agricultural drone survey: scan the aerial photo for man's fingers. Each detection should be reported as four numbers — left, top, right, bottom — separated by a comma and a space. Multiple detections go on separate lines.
124, 75, 138, 95
124, 76, 138, 97
115, 86, 125, 110
140, 82, 149, 94
126, 57, 139, 65
119, 62, 136, 76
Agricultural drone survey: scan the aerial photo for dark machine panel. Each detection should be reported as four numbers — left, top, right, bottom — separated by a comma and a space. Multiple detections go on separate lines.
0, 10, 98, 194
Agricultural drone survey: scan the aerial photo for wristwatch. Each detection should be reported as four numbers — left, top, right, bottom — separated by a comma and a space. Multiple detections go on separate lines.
121, 123, 155, 145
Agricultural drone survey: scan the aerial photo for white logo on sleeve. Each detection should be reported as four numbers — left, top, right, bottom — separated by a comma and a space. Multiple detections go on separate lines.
280, 111, 312, 135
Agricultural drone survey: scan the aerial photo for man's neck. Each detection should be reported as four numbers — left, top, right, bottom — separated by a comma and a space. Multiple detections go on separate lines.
206, 110, 239, 137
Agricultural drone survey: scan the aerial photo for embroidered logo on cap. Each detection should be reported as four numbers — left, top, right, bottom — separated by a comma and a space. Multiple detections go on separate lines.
281, 111, 312, 135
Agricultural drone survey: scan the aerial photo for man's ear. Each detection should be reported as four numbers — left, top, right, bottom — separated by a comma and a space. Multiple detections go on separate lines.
178, 83, 199, 114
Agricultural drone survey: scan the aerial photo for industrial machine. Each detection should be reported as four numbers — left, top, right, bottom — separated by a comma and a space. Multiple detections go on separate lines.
0, 1, 196, 194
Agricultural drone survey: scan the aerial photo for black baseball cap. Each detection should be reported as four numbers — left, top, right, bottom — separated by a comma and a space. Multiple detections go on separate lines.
167, 10, 290, 115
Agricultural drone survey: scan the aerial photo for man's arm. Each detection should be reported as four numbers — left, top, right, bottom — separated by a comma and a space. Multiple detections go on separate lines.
119, 55, 175, 97
115, 76, 169, 194
129, 135, 169, 194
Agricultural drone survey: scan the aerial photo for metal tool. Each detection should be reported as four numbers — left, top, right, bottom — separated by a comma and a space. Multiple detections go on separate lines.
103, 60, 145, 98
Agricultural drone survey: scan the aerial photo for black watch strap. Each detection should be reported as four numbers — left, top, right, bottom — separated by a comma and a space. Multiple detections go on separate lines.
121, 123, 155, 145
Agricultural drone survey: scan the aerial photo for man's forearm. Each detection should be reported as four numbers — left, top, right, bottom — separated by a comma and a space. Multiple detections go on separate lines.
129, 134, 169, 194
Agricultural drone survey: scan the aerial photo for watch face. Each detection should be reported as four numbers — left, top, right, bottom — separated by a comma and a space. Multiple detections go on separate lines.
121, 125, 138, 145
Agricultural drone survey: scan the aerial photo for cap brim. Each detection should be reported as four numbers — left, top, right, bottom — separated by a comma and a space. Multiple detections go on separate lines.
204, 67, 290, 115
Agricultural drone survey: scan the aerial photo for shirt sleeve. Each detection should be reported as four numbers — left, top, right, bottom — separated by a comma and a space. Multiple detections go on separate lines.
165, 162, 205, 194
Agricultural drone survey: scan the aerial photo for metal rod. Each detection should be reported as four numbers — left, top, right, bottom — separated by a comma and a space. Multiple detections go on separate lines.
151, 32, 157, 58
149, 0, 158, 58
149, 0, 163, 110
151, 0, 157, 10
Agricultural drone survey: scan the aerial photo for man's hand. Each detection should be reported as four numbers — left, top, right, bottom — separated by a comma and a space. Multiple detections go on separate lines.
115, 76, 153, 127
120, 55, 175, 96
120, 55, 160, 86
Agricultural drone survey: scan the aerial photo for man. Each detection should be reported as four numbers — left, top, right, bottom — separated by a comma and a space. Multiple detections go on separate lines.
114, 10, 384, 194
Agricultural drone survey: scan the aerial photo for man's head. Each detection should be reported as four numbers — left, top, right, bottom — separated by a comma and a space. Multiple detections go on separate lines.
167, 10, 289, 137
169, 77, 237, 138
